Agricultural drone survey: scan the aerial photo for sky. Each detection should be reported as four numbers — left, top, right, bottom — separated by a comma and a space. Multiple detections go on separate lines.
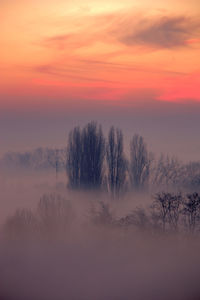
0, 0, 200, 159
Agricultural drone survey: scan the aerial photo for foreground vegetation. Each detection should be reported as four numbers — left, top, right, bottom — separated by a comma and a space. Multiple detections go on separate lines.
3, 191, 200, 241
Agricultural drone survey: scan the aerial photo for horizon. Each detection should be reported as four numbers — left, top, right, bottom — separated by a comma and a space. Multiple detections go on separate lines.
1, 0, 200, 161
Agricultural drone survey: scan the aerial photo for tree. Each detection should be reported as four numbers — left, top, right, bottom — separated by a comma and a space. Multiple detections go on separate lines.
182, 162, 200, 190
37, 193, 72, 236
106, 127, 127, 198
182, 192, 200, 233
66, 122, 105, 190
80, 122, 105, 189
152, 192, 183, 232
66, 127, 82, 189
129, 134, 152, 191
151, 154, 184, 189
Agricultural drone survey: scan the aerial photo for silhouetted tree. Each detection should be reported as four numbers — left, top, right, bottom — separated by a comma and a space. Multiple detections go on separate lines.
182, 192, 200, 233
152, 192, 183, 232
66, 127, 82, 189
66, 122, 105, 190
153, 192, 169, 231
106, 127, 127, 198
130, 134, 152, 191
80, 122, 105, 189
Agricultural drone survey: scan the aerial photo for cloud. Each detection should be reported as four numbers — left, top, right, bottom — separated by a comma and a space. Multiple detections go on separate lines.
34, 63, 117, 83
45, 34, 71, 43
118, 16, 200, 49
43, 33, 91, 50
41, 12, 200, 53
41, 13, 117, 50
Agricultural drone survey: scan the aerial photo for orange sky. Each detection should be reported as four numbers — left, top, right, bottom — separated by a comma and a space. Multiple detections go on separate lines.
0, 0, 200, 111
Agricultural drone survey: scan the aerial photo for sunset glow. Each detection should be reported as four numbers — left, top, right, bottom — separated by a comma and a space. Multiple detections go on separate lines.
0, 0, 200, 112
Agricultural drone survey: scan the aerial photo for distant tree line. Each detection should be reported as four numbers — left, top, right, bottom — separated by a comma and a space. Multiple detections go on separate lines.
66, 121, 152, 195
1, 121, 200, 194
0, 147, 67, 172
66, 121, 200, 195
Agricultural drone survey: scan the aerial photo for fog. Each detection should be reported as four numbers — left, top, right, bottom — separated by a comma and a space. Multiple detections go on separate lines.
1, 112, 200, 300
1, 100, 200, 161
1, 229, 200, 300
0, 169, 65, 225
1, 0, 200, 297
0, 168, 148, 225
1, 168, 200, 300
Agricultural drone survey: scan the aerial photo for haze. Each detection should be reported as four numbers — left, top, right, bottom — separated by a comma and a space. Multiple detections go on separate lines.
1, 1, 200, 299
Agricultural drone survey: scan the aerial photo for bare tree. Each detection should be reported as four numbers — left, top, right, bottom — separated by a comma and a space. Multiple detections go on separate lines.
182, 192, 200, 233
152, 192, 183, 232
167, 193, 183, 231
106, 127, 127, 198
130, 134, 152, 191
152, 192, 170, 232
181, 162, 200, 191
151, 154, 184, 189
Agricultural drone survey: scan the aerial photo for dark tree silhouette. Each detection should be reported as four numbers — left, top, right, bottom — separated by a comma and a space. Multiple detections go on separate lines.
66, 127, 82, 189
80, 122, 105, 189
106, 126, 127, 198
153, 192, 183, 232
66, 122, 105, 190
182, 192, 200, 233
130, 134, 152, 191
